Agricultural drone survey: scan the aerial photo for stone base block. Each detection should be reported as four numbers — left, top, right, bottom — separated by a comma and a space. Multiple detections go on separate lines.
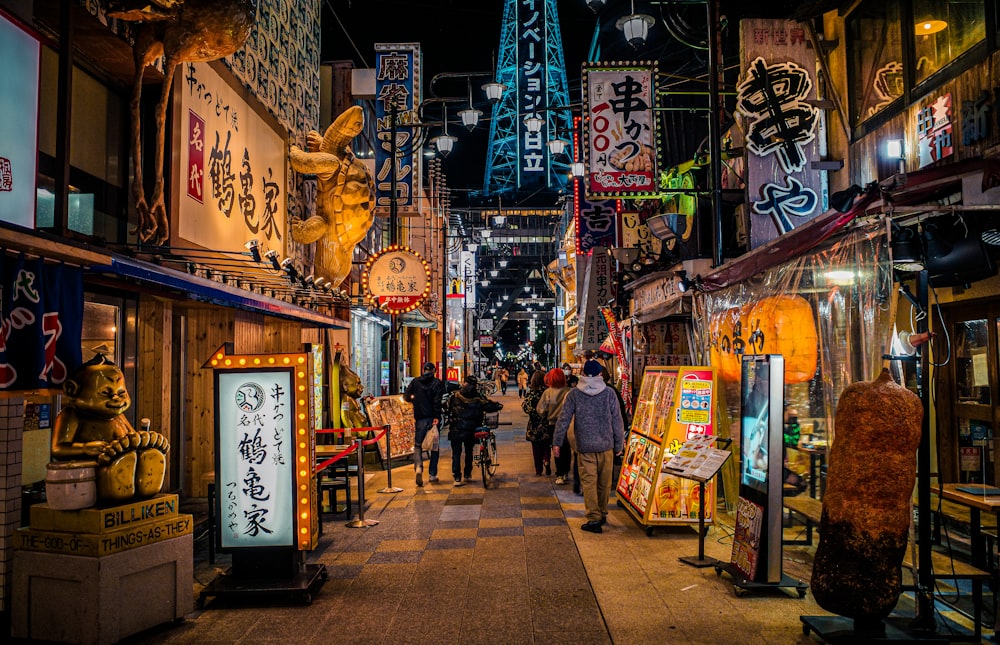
11, 533, 193, 644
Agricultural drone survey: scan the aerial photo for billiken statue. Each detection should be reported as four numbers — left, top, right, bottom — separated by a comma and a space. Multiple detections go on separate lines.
51, 354, 169, 501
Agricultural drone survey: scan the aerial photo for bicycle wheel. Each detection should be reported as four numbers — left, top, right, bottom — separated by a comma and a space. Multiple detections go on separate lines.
486, 434, 499, 478
479, 440, 492, 488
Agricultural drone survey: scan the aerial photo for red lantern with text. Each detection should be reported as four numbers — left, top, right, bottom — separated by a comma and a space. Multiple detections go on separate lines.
709, 306, 746, 383
746, 295, 818, 384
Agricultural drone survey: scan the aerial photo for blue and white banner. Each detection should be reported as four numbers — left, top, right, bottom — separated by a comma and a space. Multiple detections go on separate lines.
0, 256, 83, 390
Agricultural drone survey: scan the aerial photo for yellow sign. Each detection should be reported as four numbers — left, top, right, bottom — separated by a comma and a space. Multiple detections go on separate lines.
15, 514, 193, 557
29, 493, 179, 534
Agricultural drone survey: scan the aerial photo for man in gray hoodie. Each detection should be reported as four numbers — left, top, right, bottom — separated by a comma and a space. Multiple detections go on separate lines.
553, 359, 625, 533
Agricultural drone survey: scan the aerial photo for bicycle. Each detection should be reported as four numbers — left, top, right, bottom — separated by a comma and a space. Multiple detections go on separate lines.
477, 380, 497, 397
474, 410, 501, 488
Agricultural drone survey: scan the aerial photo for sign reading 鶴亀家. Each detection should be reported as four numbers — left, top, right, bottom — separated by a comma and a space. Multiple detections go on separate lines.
208, 346, 317, 552
362, 246, 431, 314
177, 62, 287, 254
583, 63, 659, 198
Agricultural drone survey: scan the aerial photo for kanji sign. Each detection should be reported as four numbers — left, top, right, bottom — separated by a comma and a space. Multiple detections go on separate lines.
362, 246, 431, 314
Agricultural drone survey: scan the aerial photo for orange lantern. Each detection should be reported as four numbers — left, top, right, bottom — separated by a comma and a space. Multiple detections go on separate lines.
745, 295, 818, 384
709, 306, 748, 383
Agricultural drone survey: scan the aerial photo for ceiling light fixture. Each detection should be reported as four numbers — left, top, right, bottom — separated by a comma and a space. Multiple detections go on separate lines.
617, 0, 655, 48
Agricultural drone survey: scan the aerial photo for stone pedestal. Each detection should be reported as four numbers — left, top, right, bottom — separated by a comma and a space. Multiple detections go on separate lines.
10, 495, 193, 644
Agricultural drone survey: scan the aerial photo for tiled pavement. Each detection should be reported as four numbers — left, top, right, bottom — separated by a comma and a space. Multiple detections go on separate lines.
126, 390, 989, 644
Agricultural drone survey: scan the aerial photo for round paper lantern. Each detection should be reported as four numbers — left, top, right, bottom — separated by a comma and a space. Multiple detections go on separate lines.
709, 306, 746, 383
746, 295, 818, 383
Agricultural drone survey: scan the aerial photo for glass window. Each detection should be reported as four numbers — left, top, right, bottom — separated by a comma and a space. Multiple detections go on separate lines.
956, 318, 989, 404
913, 0, 986, 84
847, 0, 904, 127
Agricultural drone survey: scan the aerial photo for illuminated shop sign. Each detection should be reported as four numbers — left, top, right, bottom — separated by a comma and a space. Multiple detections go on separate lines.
0, 16, 40, 229
208, 347, 316, 551
362, 245, 431, 314
374, 43, 421, 214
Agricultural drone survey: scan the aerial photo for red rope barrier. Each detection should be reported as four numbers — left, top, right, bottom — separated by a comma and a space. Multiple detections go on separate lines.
360, 427, 387, 447
314, 442, 358, 473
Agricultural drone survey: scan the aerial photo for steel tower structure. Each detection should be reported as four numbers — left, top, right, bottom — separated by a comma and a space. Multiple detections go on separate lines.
484, 0, 574, 198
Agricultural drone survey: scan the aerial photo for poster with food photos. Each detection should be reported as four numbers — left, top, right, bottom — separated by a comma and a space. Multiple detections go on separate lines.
365, 395, 416, 461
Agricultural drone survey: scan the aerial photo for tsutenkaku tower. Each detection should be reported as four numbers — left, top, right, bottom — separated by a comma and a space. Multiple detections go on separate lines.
484, 0, 574, 197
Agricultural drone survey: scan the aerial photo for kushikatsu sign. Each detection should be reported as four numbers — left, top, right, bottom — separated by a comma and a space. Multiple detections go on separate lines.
362, 245, 431, 314
206, 344, 317, 552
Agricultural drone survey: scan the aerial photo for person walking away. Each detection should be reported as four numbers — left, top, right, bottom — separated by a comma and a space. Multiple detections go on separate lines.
499, 367, 510, 395
403, 362, 444, 486
523, 371, 550, 476
536, 368, 571, 483
517, 368, 529, 399
553, 360, 624, 533
447, 375, 502, 486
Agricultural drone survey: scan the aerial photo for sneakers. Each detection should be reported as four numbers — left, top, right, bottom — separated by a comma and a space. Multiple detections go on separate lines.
428, 476, 439, 483
581, 521, 603, 533
554, 476, 567, 485
453, 479, 464, 487
415, 472, 423, 487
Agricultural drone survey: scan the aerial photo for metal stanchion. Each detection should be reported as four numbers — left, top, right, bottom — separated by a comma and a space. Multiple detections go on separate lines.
378, 424, 402, 494
346, 436, 379, 527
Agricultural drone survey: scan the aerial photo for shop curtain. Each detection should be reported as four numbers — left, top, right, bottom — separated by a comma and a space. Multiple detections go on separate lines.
691, 222, 894, 446
0, 254, 84, 390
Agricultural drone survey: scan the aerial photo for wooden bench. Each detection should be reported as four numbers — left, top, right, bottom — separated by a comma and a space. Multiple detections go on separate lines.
782, 496, 822, 546
902, 548, 991, 642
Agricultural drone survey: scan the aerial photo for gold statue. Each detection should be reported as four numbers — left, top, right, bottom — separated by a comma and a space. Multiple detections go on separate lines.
289, 106, 375, 287
51, 355, 169, 501
340, 363, 369, 429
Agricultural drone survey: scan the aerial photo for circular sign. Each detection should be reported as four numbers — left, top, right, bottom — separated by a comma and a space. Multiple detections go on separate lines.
362, 245, 431, 314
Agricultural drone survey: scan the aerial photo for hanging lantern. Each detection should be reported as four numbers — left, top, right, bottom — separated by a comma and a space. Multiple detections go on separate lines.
709, 306, 747, 383
746, 295, 818, 384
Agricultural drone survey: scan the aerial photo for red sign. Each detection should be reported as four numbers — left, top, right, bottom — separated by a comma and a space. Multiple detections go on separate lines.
187, 110, 205, 203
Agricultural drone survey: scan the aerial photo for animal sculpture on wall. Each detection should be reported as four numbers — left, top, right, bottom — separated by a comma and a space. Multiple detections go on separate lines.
108, 0, 256, 245
51, 354, 170, 501
289, 106, 375, 288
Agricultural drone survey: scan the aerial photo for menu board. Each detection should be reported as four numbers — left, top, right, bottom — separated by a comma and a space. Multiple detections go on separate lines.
617, 366, 720, 526
365, 395, 416, 461
731, 496, 764, 579
662, 435, 731, 482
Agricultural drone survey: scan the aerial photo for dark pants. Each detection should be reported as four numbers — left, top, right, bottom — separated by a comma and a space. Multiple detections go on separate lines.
554, 437, 572, 477
413, 417, 439, 478
451, 434, 476, 480
530, 441, 550, 475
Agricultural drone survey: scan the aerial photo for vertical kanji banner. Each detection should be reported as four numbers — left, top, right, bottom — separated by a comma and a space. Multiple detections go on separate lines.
0, 256, 83, 390
374, 43, 421, 215
738, 19, 828, 248
583, 63, 659, 198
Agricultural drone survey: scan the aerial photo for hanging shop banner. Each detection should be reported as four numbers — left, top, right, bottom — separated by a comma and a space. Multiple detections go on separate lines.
515, 0, 549, 191
621, 207, 662, 261
578, 246, 613, 350
460, 250, 476, 309
362, 245, 431, 314
583, 63, 659, 198
575, 180, 619, 254
207, 346, 317, 552
0, 16, 39, 229
0, 256, 83, 391
374, 43, 421, 215
599, 306, 631, 415
916, 93, 954, 168
177, 62, 287, 254
738, 19, 827, 248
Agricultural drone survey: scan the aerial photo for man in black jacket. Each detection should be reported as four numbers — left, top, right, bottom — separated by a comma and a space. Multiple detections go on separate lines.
447, 375, 502, 486
403, 362, 444, 486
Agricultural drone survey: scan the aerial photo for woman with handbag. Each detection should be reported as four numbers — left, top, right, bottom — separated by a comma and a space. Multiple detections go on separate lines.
536, 368, 571, 483
523, 371, 550, 476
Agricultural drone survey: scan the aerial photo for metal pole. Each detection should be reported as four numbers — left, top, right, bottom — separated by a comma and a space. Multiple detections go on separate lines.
913, 269, 935, 628
346, 437, 379, 527
707, 0, 724, 268
441, 207, 449, 380
378, 424, 402, 493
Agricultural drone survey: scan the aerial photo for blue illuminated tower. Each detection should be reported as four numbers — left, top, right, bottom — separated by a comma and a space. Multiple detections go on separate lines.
484, 0, 574, 198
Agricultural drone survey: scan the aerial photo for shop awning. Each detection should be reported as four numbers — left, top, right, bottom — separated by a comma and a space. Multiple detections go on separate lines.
398, 308, 438, 328
90, 255, 349, 328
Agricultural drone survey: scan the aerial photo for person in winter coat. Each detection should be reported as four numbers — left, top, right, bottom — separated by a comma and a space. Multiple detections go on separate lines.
553, 360, 624, 533
447, 375, 502, 486
522, 370, 549, 475
536, 368, 571, 483
517, 368, 529, 398
403, 362, 445, 486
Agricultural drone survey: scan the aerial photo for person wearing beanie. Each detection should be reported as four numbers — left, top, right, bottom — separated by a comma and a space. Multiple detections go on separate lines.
553, 359, 624, 533
403, 361, 444, 486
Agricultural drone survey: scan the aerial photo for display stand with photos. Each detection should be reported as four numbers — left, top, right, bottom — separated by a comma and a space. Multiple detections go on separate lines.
616, 366, 718, 536
715, 354, 807, 598
365, 395, 416, 462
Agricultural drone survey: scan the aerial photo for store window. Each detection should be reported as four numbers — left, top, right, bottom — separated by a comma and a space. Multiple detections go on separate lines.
847, 0, 904, 127
912, 0, 986, 85
36, 46, 128, 241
